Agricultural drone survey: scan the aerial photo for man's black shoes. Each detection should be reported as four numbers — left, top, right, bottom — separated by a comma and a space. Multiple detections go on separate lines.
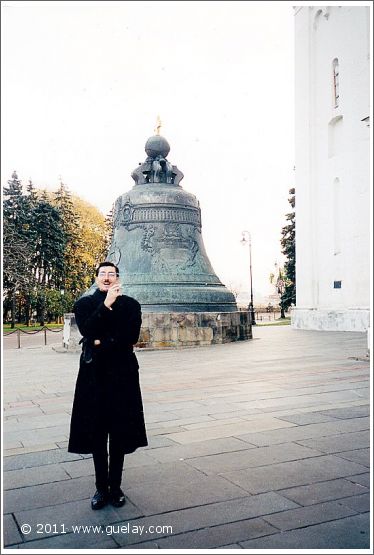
110, 488, 126, 507
91, 490, 108, 510
91, 488, 126, 509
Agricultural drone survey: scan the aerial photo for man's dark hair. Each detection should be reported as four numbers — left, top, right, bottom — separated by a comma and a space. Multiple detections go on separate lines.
95, 261, 119, 276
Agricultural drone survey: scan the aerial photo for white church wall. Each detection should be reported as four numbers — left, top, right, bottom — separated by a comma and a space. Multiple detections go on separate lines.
293, 6, 370, 332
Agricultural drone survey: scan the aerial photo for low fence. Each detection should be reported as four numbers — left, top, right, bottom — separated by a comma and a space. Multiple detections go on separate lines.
255, 311, 288, 322
238, 309, 290, 322
3, 326, 63, 348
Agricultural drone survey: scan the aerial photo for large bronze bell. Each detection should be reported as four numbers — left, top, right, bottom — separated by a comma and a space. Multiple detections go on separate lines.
107, 134, 237, 312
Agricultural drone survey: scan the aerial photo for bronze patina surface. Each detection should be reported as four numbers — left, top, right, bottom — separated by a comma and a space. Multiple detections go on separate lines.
107, 134, 237, 312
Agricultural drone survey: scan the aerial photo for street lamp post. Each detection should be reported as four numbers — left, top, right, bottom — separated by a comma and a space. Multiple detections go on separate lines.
241, 231, 256, 326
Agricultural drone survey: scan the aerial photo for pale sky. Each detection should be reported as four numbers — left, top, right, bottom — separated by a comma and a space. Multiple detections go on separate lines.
2, 0, 297, 300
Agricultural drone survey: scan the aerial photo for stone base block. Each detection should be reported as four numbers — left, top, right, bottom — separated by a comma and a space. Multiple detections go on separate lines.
291, 308, 370, 332
137, 311, 252, 348
63, 311, 252, 351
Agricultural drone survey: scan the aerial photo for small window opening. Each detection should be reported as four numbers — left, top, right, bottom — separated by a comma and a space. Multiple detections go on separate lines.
332, 58, 340, 108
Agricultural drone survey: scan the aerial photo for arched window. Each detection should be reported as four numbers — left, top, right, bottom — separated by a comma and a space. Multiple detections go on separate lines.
332, 58, 340, 108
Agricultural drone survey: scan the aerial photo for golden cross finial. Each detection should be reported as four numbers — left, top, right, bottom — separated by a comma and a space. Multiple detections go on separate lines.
154, 115, 162, 136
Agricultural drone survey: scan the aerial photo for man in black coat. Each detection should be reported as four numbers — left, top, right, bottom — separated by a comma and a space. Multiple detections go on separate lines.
68, 261, 148, 510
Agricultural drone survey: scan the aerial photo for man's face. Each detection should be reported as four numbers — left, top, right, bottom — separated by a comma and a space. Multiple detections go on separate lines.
96, 266, 119, 292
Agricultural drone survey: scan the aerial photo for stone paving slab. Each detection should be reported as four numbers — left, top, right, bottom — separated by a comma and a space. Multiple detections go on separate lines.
338, 493, 371, 513
9, 531, 118, 549
124, 473, 249, 516
221, 454, 368, 494
238, 389, 368, 412
212, 543, 242, 549
123, 517, 279, 549
4, 464, 71, 490
262, 499, 357, 530
166, 415, 296, 444
182, 416, 246, 430
336, 448, 370, 467
107, 491, 299, 547
276, 411, 339, 425
119, 540, 160, 549
146, 436, 254, 463
242, 380, 369, 398
297, 429, 370, 454
122, 459, 212, 485
4, 406, 44, 418
4, 443, 63, 457
3, 448, 82, 471
3, 514, 23, 547
143, 435, 177, 449
185, 442, 322, 474
47, 458, 96, 480
2, 326, 371, 550
60, 450, 158, 479
5, 425, 69, 448
3, 413, 69, 433
237, 417, 370, 447
280, 477, 369, 505
239, 513, 370, 549
346, 473, 371, 488
319, 404, 370, 419
256, 398, 369, 417
4, 476, 95, 513
147, 424, 184, 435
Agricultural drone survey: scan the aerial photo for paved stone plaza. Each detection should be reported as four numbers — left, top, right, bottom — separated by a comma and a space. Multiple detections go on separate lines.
2, 326, 371, 550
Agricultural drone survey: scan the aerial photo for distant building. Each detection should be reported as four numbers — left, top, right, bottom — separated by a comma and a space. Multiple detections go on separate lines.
292, 6, 370, 332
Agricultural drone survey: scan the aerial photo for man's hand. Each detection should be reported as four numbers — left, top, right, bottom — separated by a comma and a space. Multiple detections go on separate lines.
104, 283, 121, 309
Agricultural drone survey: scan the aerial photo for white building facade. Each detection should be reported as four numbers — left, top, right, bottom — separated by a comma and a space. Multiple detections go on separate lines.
292, 6, 371, 332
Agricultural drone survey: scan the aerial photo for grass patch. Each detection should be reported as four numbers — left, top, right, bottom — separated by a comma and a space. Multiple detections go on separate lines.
256, 318, 291, 327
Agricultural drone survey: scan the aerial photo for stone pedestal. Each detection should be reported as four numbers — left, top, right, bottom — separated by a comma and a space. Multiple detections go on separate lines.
62, 313, 82, 351
137, 311, 252, 349
63, 311, 252, 351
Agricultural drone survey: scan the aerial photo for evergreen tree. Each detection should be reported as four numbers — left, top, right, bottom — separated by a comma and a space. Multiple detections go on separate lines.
3, 171, 31, 248
3, 172, 35, 326
280, 188, 296, 313
20, 179, 40, 324
3, 171, 24, 224
53, 180, 81, 292
32, 194, 66, 324
26, 178, 38, 207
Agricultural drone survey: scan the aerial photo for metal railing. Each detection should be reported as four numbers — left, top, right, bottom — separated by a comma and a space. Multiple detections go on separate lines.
256, 311, 279, 322
238, 309, 290, 322
3, 326, 63, 348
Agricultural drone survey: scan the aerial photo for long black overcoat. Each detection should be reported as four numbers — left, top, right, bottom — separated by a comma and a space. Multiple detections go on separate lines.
68, 289, 148, 454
